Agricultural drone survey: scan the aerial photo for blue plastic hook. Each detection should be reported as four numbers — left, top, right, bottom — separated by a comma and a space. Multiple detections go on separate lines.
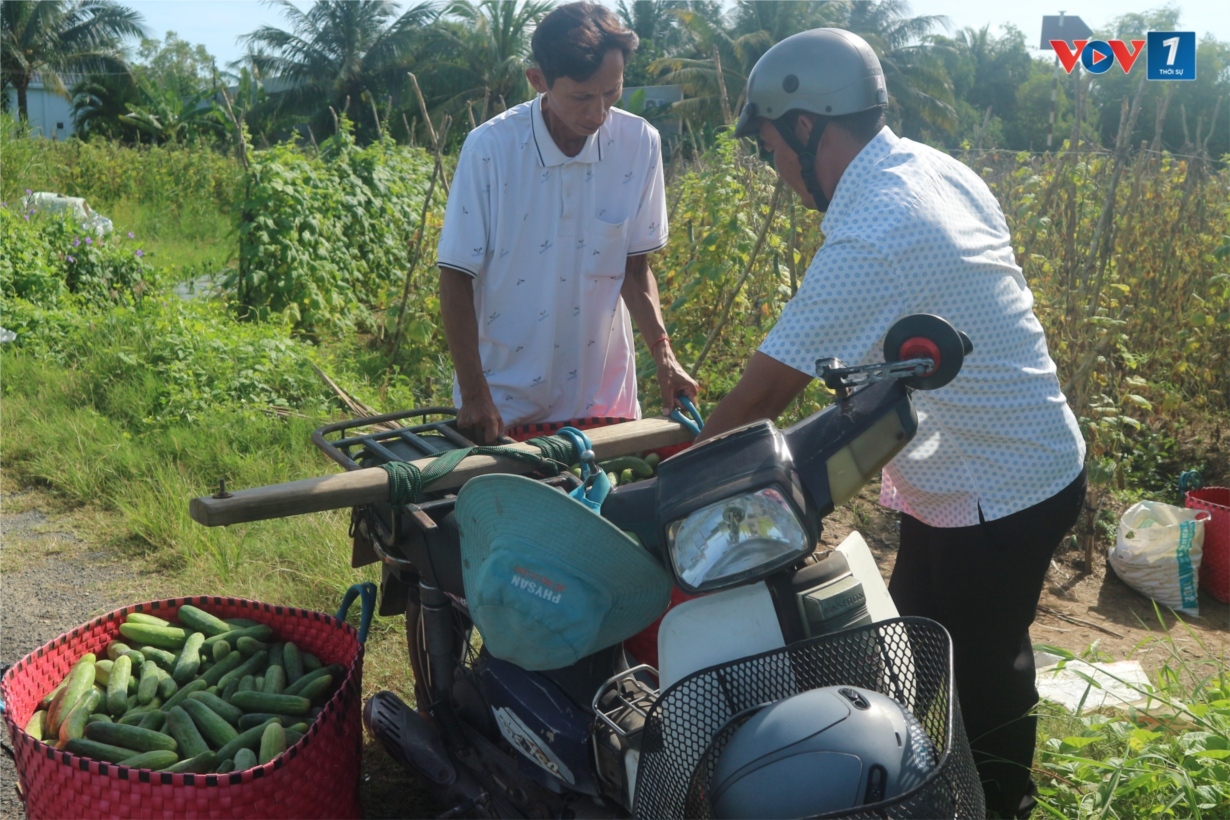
670, 395, 705, 437
336, 582, 377, 644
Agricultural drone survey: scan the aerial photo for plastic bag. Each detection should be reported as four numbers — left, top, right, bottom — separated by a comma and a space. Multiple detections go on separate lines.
1109, 501, 1207, 616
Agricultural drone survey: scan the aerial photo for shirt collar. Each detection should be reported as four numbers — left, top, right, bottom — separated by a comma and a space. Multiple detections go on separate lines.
530, 94, 603, 167
826, 126, 898, 217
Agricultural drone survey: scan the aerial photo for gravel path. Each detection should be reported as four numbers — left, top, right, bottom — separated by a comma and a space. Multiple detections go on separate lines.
1, 487, 142, 820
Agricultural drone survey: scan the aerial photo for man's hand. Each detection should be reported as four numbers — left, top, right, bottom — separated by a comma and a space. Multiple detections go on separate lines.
456, 390, 504, 444
653, 343, 699, 415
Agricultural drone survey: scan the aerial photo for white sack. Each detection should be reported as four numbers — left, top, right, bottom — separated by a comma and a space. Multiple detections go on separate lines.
1109, 500, 1206, 617
20, 192, 114, 236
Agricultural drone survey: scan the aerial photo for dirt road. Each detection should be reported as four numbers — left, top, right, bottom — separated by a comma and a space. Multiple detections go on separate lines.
0, 482, 147, 820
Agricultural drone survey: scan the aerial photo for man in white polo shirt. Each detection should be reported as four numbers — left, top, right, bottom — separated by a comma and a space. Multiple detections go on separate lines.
698, 31, 1087, 819
437, 2, 697, 444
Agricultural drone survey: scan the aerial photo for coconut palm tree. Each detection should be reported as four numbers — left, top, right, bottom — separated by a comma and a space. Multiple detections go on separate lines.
239, 0, 439, 141
845, 0, 955, 137
414, 0, 552, 129
1, 0, 146, 122
70, 70, 141, 140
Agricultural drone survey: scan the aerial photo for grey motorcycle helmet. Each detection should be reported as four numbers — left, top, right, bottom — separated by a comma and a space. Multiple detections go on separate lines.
733, 28, 888, 210
709, 686, 938, 819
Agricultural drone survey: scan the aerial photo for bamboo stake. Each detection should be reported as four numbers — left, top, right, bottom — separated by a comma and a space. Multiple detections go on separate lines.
389, 116, 454, 360
713, 45, 733, 126
690, 178, 785, 376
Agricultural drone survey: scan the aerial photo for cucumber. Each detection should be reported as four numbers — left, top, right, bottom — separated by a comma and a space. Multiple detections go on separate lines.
87, 721, 178, 753
65, 738, 140, 763
254, 676, 265, 691
284, 729, 304, 746
137, 710, 166, 732
606, 471, 618, 487
24, 707, 47, 741
283, 643, 304, 685
215, 650, 267, 691
41, 680, 66, 708
86, 714, 113, 726
237, 675, 255, 694
137, 661, 160, 705
59, 688, 103, 744
221, 678, 240, 703
237, 713, 293, 731
177, 605, 232, 637
188, 691, 243, 726
201, 648, 246, 686
160, 751, 216, 773
119, 712, 146, 726
124, 692, 138, 713
126, 613, 171, 627
106, 642, 131, 661
121, 749, 179, 770
302, 653, 322, 673
600, 455, 655, 478
137, 646, 178, 673
94, 659, 115, 686
202, 625, 272, 651
215, 758, 235, 774
212, 641, 231, 663
106, 655, 132, 716
620, 468, 634, 485
644, 452, 661, 470
236, 636, 269, 657
50, 657, 97, 737
231, 691, 310, 716
262, 666, 286, 695
297, 674, 333, 705
166, 706, 210, 758
214, 718, 280, 762
258, 723, 286, 765
172, 632, 206, 683
157, 673, 179, 701
119, 623, 187, 650
285, 665, 344, 698
162, 679, 207, 712
233, 748, 257, 771
225, 618, 261, 629
181, 699, 239, 747
266, 642, 285, 672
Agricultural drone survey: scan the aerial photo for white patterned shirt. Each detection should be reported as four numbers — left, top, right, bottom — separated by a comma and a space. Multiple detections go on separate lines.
436, 96, 668, 427
761, 128, 1085, 527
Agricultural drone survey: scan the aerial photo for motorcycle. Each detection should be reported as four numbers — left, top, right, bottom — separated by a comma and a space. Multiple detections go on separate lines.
265, 315, 985, 818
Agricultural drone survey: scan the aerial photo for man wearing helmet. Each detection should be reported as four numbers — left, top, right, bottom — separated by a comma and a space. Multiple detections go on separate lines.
697, 29, 1087, 819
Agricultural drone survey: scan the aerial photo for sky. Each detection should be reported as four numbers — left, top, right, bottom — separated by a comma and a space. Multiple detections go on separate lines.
125, 0, 1230, 68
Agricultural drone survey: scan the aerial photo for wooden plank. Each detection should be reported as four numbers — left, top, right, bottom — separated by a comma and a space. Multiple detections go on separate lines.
189, 417, 692, 527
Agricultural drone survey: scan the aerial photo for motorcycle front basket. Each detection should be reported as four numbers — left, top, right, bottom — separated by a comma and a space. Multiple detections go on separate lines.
632, 617, 984, 819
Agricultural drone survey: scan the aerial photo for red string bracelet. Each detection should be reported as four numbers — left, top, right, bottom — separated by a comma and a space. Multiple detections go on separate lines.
649, 335, 671, 352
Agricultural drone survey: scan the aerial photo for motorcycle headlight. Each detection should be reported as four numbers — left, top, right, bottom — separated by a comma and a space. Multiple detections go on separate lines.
666, 487, 810, 593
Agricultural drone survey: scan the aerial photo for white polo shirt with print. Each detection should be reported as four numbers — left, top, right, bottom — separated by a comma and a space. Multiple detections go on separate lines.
436, 95, 668, 427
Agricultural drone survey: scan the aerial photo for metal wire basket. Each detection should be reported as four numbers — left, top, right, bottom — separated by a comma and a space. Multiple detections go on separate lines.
632, 617, 985, 819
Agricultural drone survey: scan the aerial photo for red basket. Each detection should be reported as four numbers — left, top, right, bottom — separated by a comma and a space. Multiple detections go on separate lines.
1187, 487, 1230, 604
1, 596, 365, 820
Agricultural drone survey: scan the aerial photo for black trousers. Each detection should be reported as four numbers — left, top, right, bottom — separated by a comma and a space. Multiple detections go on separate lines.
888, 469, 1086, 819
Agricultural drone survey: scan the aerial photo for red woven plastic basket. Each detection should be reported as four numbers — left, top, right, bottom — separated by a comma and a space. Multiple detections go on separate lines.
1, 596, 365, 820
1187, 487, 1230, 603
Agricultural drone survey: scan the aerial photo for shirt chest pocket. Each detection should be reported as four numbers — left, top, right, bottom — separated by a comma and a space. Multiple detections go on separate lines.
578, 215, 629, 280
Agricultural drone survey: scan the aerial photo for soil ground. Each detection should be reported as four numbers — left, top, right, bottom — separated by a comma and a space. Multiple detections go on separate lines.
2, 474, 1225, 818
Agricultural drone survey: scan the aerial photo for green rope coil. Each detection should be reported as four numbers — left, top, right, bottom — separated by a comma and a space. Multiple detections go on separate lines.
378, 435, 576, 507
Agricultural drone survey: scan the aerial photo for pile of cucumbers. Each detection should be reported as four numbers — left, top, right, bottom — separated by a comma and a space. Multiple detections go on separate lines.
23, 605, 344, 774
569, 452, 661, 487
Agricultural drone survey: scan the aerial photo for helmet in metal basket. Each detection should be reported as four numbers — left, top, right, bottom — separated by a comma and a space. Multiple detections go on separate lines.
709, 685, 938, 819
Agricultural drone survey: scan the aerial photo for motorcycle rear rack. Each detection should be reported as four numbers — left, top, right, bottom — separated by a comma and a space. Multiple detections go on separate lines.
593, 664, 660, 742
312, 406, 516, 472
